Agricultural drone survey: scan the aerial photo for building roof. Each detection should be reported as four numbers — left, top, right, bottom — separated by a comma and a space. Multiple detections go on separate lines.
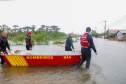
109, 29, 126, 34
120, 30, 126, 33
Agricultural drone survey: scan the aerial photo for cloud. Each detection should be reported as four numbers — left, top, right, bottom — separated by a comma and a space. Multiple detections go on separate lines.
0, 0, 126, 33
0, 0, 14, 1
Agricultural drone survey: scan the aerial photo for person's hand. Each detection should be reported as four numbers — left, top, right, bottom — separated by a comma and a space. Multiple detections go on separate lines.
8, 49, 14, 55
29, 47, 32, 50
72, 49, 75, 52
95, 52, 98, 55
8, 50, 12, 55
0, 52, 4, 55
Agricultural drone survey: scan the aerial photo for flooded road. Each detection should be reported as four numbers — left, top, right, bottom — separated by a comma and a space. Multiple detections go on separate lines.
0, 38, 126, 84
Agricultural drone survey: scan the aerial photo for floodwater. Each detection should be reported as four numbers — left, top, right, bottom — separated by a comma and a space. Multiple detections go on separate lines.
0, 38, 126, 84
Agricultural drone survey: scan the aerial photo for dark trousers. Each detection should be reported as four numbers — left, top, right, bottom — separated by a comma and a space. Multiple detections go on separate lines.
0, 51, 7, 64
79, 48, 91, 69
26, 45, 32, 50
0, 56, 5, 64
65, 47, 72, 51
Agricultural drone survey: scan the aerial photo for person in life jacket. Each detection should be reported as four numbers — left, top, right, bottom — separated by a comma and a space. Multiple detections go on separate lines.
65, 34, 74, 51
0, 31, 10, 64
25, 32, 32, 50
78, 27, 97, 69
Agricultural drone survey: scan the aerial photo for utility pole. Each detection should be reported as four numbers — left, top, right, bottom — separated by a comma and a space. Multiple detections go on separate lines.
45, 26, 49, 44
107, 22, 110, 39
104, 20, 107, 39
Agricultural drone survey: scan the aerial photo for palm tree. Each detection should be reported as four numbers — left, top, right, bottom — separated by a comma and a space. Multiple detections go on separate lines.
45, 26, 49, 32
50, 25, 60, 32
31, 25, 36, 32
50, 25, 57, 32
1, 24, 8, 31
18, 28, 22, 32
6, 27, 11, 32
22, 27, 26, 32
24, 26, 31, 32
56, 28, 60, 32
37, 25, 46, 32
12, 25, 19, 32
41, 25, 46, 31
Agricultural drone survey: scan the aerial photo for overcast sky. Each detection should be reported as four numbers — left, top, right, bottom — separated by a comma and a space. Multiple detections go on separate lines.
0, 0, 126, 34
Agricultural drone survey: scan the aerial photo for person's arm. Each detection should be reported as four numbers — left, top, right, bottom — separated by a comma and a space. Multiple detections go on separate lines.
88, 35, 97, 53
65, 39, 67, 47
25, 37, 29, 45
71, 41, 74, 49
70, 39, 74, 50
6, 40, 10, 51
0, 40, 2, 51
30, 39, 32, 47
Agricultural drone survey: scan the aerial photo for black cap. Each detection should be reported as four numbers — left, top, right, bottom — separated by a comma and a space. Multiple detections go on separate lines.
86, 27, 91, 32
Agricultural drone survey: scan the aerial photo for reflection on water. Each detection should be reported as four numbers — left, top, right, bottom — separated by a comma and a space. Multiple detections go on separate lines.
0, 65, 94, 84
0, 63, 106, 84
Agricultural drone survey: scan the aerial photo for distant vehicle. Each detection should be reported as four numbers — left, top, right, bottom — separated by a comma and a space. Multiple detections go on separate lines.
116, 31, 124, 41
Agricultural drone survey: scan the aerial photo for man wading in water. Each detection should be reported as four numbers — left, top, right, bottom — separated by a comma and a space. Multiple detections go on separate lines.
65, 34, 74, 51
25, 32, 32, 50
0, 31, 10, 64
78, 27, 97, 69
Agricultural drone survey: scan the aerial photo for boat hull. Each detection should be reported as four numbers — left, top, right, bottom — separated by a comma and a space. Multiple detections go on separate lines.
3, 55, 81, 66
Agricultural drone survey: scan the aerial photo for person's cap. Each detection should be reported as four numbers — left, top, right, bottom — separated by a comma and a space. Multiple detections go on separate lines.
86, 27, 91, 32
27, 32, 32, 35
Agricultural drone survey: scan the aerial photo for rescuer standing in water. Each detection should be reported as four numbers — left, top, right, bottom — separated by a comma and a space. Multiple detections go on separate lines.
79, 27, 97, 69
65, 34, 74, 51
25, 32, 32, 50
0, 31, 10, 64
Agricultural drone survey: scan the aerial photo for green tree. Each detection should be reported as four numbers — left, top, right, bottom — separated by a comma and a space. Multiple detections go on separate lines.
12, 25, 19, 32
